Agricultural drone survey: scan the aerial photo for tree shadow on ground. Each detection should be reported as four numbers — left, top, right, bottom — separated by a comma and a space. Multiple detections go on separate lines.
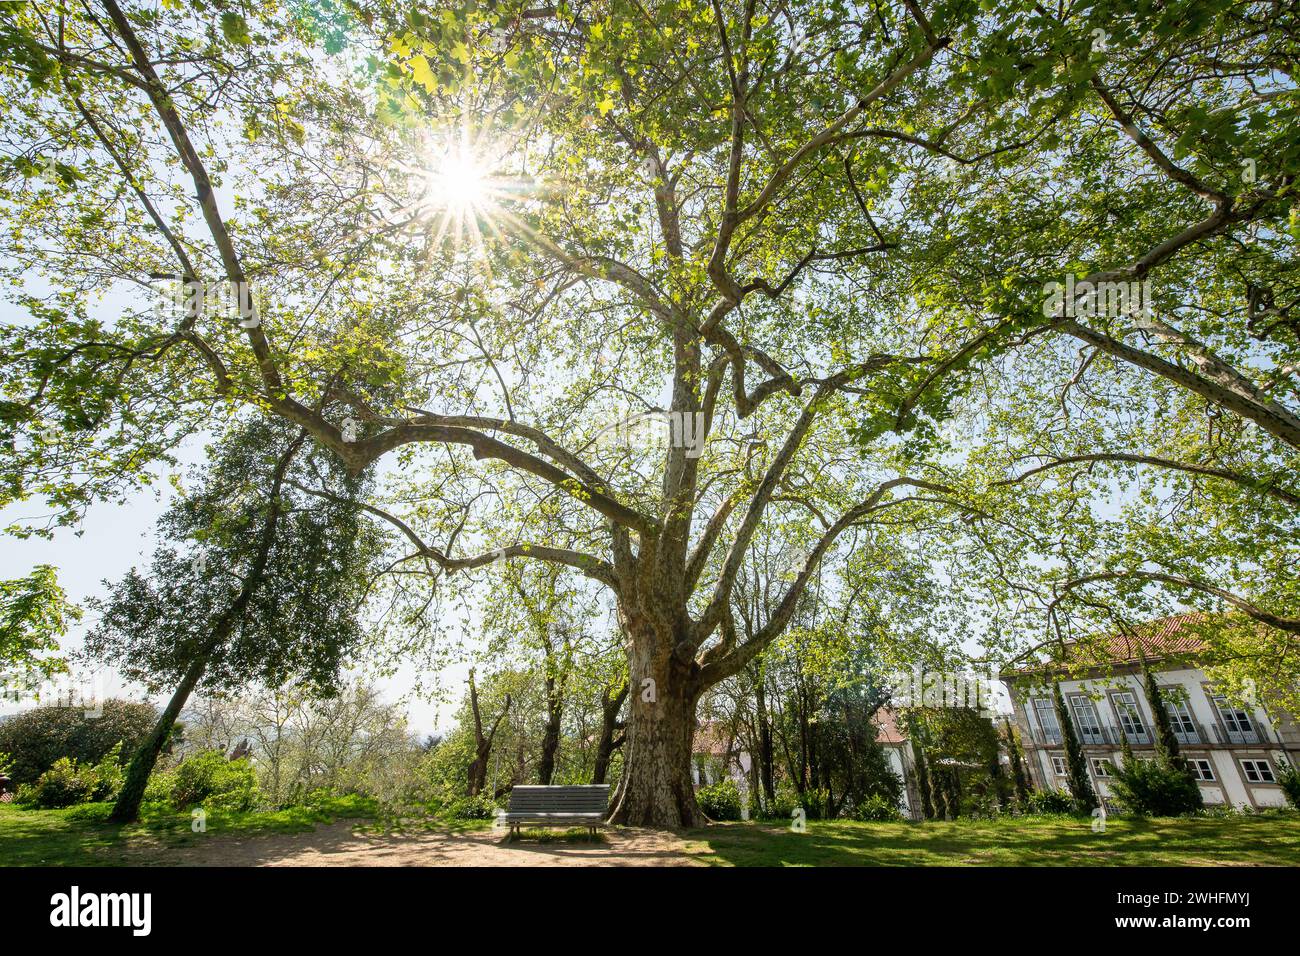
686, 816, 1300, 867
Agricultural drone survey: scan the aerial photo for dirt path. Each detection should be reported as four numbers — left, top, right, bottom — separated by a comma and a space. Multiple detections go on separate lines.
138, 822, 703, 867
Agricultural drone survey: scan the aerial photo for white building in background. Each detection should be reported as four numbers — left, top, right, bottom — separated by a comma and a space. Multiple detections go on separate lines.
1001, 613, 1299, 810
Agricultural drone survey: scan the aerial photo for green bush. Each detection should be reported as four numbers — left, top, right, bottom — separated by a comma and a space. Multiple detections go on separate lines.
0, 700, 158, 785
1025, 788, 1075, 814
1275, 758, 1300, 811
697, 779, 743, 821
1107, 758, 1203, 817
142, 767, 177, 805
759, 784, 801, 821
442, 793, 498, 820
799, 787, 834, 820
15, 743, 124, 809
853, 793, 904, 822
170, 750, 259, 811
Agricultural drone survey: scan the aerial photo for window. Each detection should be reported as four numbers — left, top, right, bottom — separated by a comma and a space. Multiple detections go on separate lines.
1050, 754, 1067, 777
1188, 759, 1215, 782
1112, 692, 1150, 743
1213, 696, 1259, 744
1163, 695, 1199, 744
1034, 698, 1062, 743
1070, 695, 1105, 744
1240, 760, 1275, 784
1090, 757, 1112, 778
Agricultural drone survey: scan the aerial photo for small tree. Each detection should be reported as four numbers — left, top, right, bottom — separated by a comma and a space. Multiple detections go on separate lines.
1004, 718, 1032, 805
87, 418, 381, 821
591, 677, 628, 786
1052, 683, 1097, 814
1141, 664, 1185, 769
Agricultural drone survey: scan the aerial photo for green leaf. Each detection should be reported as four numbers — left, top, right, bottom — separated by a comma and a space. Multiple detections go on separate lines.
220, 12, 251, 47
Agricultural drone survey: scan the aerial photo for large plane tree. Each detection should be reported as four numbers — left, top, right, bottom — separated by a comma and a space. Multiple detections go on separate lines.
1, 0, 1296, 826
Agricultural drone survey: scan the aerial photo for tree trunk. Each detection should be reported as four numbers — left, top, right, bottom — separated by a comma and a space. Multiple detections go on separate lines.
466, 669, 510, 797
754, 677, 776, 805
912, 739, 934, 820
538, 678, 562, 785
592, 680, 628, 785
109, 652, 207, 823
605, 631, 703, 828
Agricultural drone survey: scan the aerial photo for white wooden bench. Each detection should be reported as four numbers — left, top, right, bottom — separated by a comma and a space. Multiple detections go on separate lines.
503, 784, 609, 838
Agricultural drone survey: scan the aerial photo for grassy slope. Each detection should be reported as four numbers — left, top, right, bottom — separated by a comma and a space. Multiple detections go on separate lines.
685, 814, 1300, 866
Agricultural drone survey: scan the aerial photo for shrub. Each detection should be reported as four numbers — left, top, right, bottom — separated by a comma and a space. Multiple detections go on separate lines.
758, 785, 800, 821
853, 793, 904, 822
0, 700, 158, 785
697, 779, 742, 821
170, 750, 259, 811
1025, 788, 1075, 815
1107, 758, 1203, 817
1275, 758, 1300, 811
799, 787, 833, 820
442, 793, 498, 820
143, 767, 177, 805
15, 744, 123, 808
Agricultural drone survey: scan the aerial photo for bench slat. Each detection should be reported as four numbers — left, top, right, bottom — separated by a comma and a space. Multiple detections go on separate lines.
504, 785, 610, 830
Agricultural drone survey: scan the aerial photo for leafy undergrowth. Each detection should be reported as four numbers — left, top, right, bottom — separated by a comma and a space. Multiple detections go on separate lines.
0, 794, 378, 866
685, 813, 1300, 867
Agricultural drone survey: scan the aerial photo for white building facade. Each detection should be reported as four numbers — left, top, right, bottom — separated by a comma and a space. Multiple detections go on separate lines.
1003, 618, 1299, 810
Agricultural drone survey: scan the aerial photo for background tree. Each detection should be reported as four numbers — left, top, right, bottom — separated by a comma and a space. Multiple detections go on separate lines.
182, 683, 419, 807
1051, 682, 1097, 815
85, 417, 382, 821
1004, 718, 1032, 805
464, 668, 511, 797
0, 565, 78, 692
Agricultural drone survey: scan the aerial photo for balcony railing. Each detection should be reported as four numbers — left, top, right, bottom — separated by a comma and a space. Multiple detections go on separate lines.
1173, 722, 1208, 746
1210, 722, 1265, 745
1026, 717, 1272, 748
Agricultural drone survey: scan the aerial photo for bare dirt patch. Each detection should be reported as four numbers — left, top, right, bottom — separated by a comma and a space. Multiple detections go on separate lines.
137, 822, 702, 867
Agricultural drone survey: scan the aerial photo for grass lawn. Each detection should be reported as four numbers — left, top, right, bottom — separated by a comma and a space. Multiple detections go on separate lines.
685, 814, 1300, 866
0, 795, 378, 866
4, 801, 1298, 866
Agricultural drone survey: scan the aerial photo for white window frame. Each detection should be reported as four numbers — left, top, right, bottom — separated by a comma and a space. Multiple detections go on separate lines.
1070, 694, 1104, 744
1112, 691, 1150, 743
1239, 759, 1275, 784
1188, 758, 1215, 782
1050, 754, 1067, 777
1213, 695, 1259, 744
1033, 698, 1061, 743
1090, 757, 1112, 778
1162, 694, 1198, 743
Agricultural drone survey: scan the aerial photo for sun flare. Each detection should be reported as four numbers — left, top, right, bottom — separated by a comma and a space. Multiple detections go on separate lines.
378, 125, 539, 258
424, 145, 490, 214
